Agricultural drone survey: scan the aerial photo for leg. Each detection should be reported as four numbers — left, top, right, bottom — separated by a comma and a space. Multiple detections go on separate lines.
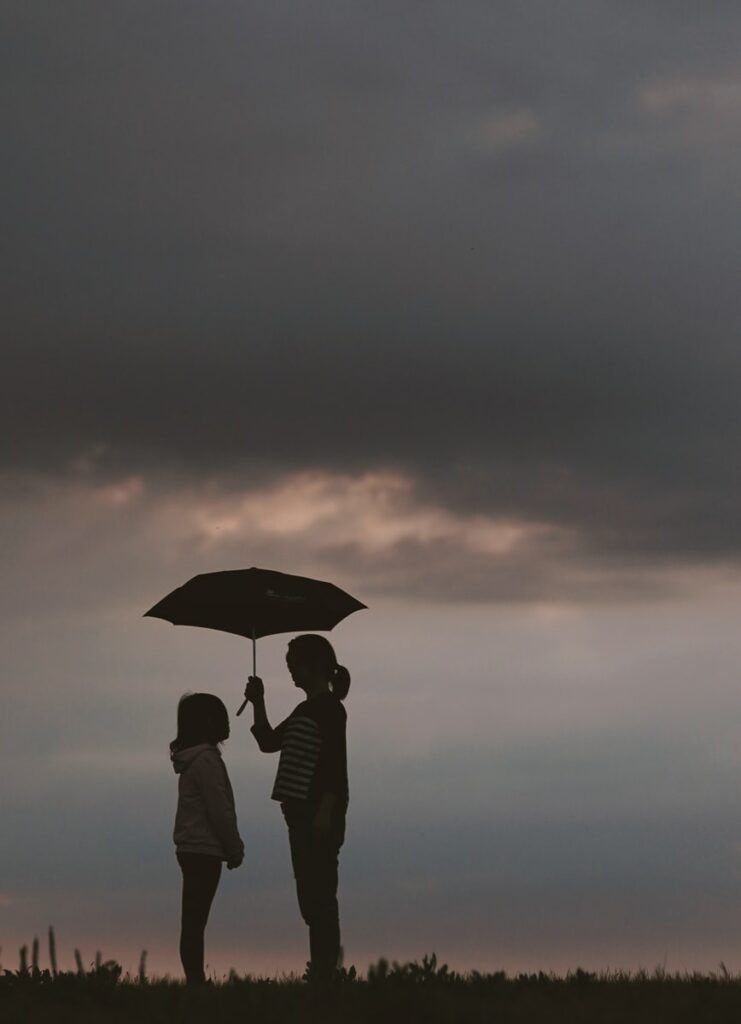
288, 816, 344, 985
307, 835, 341, 982
177, 852, 222, 984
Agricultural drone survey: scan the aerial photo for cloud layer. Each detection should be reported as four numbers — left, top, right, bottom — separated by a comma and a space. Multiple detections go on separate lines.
4, 1, 741, 574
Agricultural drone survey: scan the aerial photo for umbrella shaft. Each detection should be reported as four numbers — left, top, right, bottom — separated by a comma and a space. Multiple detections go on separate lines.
236, 632, 257, 718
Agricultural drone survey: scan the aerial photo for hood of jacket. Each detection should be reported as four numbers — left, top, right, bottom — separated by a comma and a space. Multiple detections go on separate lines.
171, 742, 219, 775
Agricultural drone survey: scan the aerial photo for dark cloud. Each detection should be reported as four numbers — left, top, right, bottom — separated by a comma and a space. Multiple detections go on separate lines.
4, 1, 741, 566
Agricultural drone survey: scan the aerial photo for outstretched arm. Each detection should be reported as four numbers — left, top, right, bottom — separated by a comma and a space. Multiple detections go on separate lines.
244, 676, 285, 752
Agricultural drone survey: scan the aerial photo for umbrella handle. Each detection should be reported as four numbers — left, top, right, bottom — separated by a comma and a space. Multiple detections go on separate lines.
235, 632, 257, 717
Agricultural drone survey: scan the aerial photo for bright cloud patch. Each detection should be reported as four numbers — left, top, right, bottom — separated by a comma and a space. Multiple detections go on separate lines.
155, 469, 590, 601
474, 108, 541, 152
638, 74, 741, 152
182, 471, 545, 556
0, 467, 715, 618
640, 76, 741, 117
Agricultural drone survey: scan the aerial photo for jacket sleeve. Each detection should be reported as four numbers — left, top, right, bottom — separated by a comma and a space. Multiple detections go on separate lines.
251, 715, 289, 753
194, 752, 244, 861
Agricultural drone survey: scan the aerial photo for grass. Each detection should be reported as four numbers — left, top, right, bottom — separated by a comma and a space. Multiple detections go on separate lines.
3, 930, 741, 1023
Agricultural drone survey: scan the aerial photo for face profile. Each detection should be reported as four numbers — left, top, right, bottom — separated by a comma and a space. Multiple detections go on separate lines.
285, 646, 315, 690
285, 648, 301, 685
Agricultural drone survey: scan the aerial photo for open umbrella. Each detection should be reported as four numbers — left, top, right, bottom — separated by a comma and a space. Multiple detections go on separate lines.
144, 567, 366, 714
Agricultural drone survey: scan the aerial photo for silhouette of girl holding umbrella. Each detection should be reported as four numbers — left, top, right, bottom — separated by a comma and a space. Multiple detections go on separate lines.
243, 634, 350, 992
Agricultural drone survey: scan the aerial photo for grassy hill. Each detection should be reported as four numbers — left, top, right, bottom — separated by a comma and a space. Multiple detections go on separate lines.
3, 936, 741, 1023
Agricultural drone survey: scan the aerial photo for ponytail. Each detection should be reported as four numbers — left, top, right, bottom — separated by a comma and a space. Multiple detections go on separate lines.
331, 663, 351, 701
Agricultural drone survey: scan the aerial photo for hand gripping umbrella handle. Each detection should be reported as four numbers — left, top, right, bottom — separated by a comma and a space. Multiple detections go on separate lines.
236, 631, 257, 716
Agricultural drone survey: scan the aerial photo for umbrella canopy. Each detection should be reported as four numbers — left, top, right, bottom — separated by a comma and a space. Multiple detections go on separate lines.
144, 567, 366, 640
144, 567, 366, 713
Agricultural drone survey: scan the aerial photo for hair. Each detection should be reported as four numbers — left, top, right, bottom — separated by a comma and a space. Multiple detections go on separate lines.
170, 692, 230, 753
288, 634, 351, 700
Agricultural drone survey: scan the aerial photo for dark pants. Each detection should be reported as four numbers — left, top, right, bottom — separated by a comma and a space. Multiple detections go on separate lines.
283, 805, 345, 983
176, 851, 222, 984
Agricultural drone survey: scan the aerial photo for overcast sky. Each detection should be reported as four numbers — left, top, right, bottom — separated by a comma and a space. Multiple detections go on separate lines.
3, 1, 741, 978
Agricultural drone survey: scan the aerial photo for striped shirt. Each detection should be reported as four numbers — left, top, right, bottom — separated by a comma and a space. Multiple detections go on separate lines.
271, 715, 322, 801
251, 693, 348, 809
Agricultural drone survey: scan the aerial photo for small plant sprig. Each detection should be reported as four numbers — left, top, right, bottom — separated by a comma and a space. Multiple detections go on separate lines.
138, 949, 148, 985
0, 929, 123, 991
369, 953, 459, 985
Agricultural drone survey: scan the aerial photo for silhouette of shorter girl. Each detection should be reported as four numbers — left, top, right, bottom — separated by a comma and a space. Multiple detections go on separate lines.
171, 693, 244, 985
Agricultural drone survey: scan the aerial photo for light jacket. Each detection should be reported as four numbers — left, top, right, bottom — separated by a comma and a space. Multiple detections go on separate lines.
172, 743, 244, 862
